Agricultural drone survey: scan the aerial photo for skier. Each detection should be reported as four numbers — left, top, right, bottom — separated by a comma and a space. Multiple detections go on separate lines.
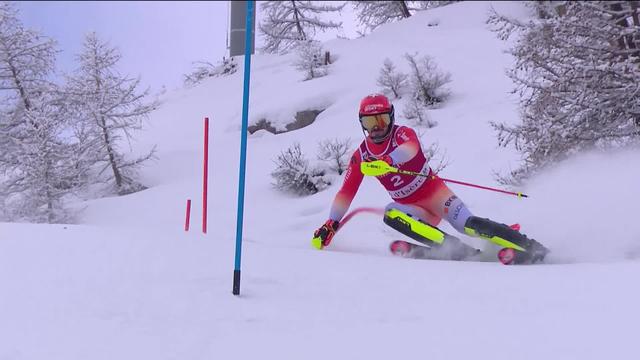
311, 93, 548, 264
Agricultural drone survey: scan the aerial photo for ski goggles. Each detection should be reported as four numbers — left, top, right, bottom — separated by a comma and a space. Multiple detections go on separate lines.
359, 113, 391, 131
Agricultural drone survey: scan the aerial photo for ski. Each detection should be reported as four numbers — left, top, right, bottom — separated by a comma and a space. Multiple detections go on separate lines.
390, 240, 550, 265
342, 208, 551, 264
389, 240, 481, 261
497, 245, 549, 265
389, 240, 425, 259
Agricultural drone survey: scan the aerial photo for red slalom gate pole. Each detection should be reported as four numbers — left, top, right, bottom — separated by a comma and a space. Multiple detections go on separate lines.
203, 117, 209, 234
185, 199, 192, 231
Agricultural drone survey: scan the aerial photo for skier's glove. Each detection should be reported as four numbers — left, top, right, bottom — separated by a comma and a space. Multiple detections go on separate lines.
311, 219, 340, 250
377, 154, 394, 166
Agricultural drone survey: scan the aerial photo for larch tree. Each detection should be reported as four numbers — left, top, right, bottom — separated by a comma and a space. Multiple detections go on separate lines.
65, 32, 158, 195
259, 1, 344, 54
351, 1, 412, 33
0, 2, 76, 223
489, 1, 640, 184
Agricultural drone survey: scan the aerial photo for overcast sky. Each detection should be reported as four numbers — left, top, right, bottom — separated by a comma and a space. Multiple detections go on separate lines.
17, 1, 231, 93
15, 1, 357, 94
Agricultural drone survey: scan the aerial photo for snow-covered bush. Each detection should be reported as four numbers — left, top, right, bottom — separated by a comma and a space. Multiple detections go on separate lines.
377, 58, 409, 99
183, 57, 237, 86
317, 138, 352, 175
423, 141, 450, 174
394, 53, 450, 129
404, 52, 451, 106
271, 143, 331, 195
412, 128, 450, 173
403, 95, 437, 128
293, 40, 328, 81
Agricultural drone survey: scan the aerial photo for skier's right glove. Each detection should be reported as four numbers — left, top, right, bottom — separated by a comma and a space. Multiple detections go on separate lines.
311, 219, 340, 250
376, 154, 394, 166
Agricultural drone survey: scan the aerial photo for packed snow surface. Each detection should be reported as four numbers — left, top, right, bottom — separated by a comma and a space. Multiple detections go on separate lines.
1, 2, 638, 359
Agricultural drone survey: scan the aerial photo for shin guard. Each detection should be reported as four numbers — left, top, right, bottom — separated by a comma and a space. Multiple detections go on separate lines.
383, 208, 445, 246
384, 209, 480, 260
463, 216, 532, 251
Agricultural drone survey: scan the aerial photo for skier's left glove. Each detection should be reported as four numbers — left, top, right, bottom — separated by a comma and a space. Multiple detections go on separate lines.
311, 219, 340, 250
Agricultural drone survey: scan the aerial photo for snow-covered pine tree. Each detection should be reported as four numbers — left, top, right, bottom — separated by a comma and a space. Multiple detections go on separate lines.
0, 2, 78, 223
376, 58, 408, 99
488, 2, 640, 184
65, 32, 159, 195
259, 1, 344, 54
352, 1, 412, 33
293, 40, 327, 80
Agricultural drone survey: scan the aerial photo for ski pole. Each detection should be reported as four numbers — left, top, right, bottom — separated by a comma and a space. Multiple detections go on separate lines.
361, 160, 528, 198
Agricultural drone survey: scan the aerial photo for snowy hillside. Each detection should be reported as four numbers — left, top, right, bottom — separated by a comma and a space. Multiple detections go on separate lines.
1, 2, 639, 360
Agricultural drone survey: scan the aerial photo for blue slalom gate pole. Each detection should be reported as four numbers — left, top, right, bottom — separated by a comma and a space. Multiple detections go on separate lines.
233, 0, 254, 296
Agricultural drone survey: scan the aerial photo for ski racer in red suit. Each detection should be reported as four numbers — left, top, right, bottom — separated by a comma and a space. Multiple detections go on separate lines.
312, 94, 548, 264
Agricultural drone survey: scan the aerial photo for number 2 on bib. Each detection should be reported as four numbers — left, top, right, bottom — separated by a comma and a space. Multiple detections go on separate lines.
391, 175, 404, 187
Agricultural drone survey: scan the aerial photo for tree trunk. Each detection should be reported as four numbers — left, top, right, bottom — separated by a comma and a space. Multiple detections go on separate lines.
609, 3, 632, 57
399, 1, 411, 18
91, 50, 122, 190
630, 2, 640, 59
8, 63, 32, 112
291, 1, 307, 41
100, 116, 123, 189
9, 62, 38, 132
44, 159, 54, 223
535, 0, 550, 18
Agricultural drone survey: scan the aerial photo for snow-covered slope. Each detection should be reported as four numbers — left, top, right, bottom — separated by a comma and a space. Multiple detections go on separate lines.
1, 2, 639, 359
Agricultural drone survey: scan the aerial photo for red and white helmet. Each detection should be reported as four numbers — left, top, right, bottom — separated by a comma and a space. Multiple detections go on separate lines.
358, 93, 395, 143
